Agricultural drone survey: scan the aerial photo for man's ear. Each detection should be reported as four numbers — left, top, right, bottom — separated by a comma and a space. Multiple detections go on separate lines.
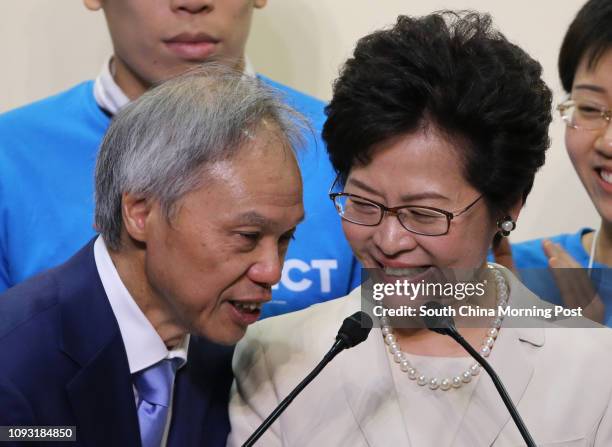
83, 0, 103, 12
122, 192, 153, 243
253, 0, 267, 10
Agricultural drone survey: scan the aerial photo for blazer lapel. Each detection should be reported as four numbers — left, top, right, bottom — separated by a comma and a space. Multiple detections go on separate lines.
167, 337, 234, 447
66, 334, 140, 447
451, 325, 542, 446
57, 240, 141, 446
337, 291, 412, 447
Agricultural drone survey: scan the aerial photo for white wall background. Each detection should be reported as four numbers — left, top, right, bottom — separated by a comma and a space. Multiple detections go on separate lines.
0, 0, 599, 242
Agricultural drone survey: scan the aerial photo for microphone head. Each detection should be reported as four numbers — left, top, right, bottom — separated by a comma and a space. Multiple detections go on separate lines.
422, 301, 457, 336
336, 311, 373, 348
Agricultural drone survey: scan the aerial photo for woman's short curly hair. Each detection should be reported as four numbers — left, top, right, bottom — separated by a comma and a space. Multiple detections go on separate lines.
322, 11, 553, 219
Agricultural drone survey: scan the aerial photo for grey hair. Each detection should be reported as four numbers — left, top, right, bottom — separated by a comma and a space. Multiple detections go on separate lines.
95, 63, 306, 250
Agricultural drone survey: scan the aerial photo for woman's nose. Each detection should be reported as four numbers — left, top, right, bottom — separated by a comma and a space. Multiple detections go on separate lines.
372, 213, 418, 257
594, 120, 612, 157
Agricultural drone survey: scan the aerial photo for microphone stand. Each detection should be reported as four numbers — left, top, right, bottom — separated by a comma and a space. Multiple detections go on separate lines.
242, 339, 346, 447
445, 328, 537, 447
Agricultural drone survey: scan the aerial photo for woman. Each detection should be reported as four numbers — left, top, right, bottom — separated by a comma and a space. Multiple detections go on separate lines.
228, 11, 612, 446
507, 0, 612, 325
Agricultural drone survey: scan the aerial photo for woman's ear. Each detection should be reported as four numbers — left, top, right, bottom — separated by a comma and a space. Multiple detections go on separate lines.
508, 199, 523, 224
496, 199, 523, 237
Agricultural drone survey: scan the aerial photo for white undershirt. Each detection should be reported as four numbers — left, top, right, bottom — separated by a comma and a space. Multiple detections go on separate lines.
93, 57, 256, 115
93, 236, 189, 446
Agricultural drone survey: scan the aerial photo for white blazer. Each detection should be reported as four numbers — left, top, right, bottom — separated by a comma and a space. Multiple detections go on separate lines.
228, 270, 612, 447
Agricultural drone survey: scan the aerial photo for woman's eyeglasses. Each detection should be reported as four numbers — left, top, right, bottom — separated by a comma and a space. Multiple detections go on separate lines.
328, 190, 482, 237
558, 99, 612, 131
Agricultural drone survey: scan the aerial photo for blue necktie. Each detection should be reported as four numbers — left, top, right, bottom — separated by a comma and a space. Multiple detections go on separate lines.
133, 359, 181, 447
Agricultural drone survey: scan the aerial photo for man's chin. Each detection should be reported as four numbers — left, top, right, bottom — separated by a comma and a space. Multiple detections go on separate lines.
197, 324, 248, 346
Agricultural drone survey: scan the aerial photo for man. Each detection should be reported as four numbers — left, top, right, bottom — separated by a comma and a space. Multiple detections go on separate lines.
0, 66, 304, 446
0, 0, 359, 316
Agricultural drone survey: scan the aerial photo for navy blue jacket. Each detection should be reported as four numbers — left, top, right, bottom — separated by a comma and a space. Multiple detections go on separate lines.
0, 240, 234, 446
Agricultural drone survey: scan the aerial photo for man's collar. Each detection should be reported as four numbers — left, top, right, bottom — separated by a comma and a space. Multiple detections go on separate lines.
93, 58, 130, 116
93, 236, 190, 373
93, 56, 256, 116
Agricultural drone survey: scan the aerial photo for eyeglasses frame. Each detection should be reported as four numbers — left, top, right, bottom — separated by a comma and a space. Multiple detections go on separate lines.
328, 189, 483, 237
557, 99, 612, 130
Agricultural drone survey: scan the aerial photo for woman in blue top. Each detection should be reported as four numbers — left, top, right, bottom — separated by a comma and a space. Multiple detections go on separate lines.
506, 0, 612, 324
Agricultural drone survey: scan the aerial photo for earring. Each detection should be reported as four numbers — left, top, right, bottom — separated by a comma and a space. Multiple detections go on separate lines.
497, 216, 516, 237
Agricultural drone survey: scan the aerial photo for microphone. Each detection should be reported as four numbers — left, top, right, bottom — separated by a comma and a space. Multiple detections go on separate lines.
422, 301, 537, 447
242, 311, 373, 447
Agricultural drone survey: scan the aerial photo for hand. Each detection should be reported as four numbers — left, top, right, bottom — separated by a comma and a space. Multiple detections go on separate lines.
542, 239, 605, 324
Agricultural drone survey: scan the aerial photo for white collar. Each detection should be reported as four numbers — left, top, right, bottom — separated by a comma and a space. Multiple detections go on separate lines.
93, 236, 189, 373
93, 56, 256, 116
93, 58, 130, 116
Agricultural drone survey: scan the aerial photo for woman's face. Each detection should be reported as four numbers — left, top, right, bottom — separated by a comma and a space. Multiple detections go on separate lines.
566, 49, 612, 222
342, 128, 498, 277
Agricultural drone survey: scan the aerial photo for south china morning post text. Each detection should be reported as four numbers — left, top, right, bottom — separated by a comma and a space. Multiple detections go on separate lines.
368, 278, 584, 320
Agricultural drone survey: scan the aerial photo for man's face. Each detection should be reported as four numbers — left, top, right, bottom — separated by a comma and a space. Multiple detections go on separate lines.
141, 128, 303, 345
85, 0, 267, 97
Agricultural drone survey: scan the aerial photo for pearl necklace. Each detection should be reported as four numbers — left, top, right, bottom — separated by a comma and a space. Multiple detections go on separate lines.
380, 266, 509, 391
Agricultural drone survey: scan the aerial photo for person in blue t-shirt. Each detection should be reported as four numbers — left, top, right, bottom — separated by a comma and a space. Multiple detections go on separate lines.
0, 0, 360, 317
496, 0, 612, 325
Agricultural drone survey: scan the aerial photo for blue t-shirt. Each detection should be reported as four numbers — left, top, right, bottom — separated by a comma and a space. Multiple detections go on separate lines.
511, 228, 612, 326
0, 78, 360, 317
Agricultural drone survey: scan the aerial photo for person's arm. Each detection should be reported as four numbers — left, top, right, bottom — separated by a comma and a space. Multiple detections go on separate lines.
227, 330, 283, 447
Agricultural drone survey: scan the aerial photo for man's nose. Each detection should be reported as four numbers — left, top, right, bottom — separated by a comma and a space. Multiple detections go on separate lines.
248, 245, 283, 288
170, 0, 214, 14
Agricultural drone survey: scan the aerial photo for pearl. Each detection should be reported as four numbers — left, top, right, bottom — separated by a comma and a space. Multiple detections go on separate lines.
380, 265, 507, 393
482, 337, 495, 348
501, 220, 514, 232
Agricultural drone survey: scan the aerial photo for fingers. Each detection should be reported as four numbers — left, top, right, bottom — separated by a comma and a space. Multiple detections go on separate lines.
542, 240, 580, 268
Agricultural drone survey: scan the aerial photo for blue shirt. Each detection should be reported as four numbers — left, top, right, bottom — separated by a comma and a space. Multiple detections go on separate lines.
0, 79, 360, 317
510, 228, 612, 326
